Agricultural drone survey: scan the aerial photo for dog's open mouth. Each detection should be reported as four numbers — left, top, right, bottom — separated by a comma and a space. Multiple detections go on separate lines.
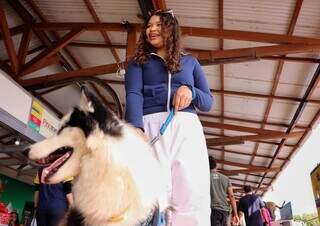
37, 146, 73, 183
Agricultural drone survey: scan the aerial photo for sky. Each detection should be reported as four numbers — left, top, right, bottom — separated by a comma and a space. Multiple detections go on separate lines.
264, 124, 320, 216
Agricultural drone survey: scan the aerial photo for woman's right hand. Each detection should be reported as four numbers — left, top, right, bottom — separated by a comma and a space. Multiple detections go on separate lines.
135, 128, 149, 143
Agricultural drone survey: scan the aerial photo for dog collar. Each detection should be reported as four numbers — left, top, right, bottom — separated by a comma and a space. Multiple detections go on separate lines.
106, 205, 130, 224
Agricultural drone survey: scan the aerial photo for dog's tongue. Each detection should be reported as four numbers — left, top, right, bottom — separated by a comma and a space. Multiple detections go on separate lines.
41, 152, 71, 183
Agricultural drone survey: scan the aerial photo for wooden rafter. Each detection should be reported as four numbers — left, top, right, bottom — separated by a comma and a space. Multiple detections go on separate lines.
206, 131, 304, 146
199, 113, 308, 129
201, 121, 289, 135
190, 44, 320, 61
0, 6, 19, 74
19, 29, 84, 76
153, 0, 167, 10
230, 177, 270, 185
17, 29, 32, 65
211, 88, 320, 104
220, 168, 279, 175
32, 22, 320, 45
61, 41, 320, 64
126, 27, 137, 59
208, 147, 287, 161
69, 42, 126, 49
216, 159, 273, 170
0, 24, 27, 40
83, 0, 121, 63
20, 63, 121, 88
205, 132, 297, 148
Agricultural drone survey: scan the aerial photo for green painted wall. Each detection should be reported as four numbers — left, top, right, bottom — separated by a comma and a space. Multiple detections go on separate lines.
0, 174, 34, 220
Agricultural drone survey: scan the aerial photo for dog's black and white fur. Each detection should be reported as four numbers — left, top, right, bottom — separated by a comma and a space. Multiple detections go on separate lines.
28, 88, 167, 226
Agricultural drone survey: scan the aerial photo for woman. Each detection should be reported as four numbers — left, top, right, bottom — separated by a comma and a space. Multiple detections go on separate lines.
9, 211, 20, 226
125, 9, 213, 226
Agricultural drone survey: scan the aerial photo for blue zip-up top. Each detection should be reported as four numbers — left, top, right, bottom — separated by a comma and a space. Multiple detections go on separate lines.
125, 54, 213, 129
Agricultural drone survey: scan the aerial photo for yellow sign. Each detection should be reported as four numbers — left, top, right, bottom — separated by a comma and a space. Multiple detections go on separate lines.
311, 164, 320, 220
28, 99, 60, 138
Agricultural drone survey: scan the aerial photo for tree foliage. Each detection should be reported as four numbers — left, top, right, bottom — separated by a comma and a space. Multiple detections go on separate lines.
293, 213, 320, 226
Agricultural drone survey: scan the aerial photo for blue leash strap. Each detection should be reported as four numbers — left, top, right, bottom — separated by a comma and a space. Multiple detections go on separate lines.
150, 109, 174, 146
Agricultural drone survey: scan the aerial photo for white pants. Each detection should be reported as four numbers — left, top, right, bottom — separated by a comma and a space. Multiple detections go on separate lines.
143, 112, 211, 226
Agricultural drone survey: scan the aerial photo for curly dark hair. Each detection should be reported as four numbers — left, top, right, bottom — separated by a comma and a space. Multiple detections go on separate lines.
133, 10, 182, 74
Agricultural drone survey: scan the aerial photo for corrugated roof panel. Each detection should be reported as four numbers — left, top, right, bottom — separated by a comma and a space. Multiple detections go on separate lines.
311, 88, 320, 99
268, 100, 299, 124
67, 46, 116, 67
224, 96, 268, 121
91, 0, 141, 23
224, 60, 276, 94
224, 39, 275, 49
224, 0, 295, 34
106, 31, 128, 45
276, 146, 293, 159
294, 0, 320, 38
2, 1, 24, 27
115, 48, 127, 62
276, 63, 317, 98
73, 31, 106, 43
167, 0, 218, 28
224, 153, 252, 165
297, 103, 320, 126
182, 36, 219, 50
224, 74, 273, 96
251, 157, 271, 167
271, 159, 285, 168
43, 85, 81, 115
33, 0, 93, 22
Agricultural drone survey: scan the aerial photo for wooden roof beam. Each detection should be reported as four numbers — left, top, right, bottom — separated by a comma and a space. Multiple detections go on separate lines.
220, 168, 280, 175
199, 113, 308, 129
17, 29, 32, 65
0, 24, 27, 40
33, 22, 320, 45
191, 43, 320, 62
206, 131, 304, 146
208, 147, 288, 161
0, 6, 19, 75
211, 89, 320, 104
202, 121, 289, 135
19, 29, 84, 76
215, 159, 271, 170
153, 0, 167, 10
126, 27, 137, 59
20, 62, 121, 89
65, 42, 320, 64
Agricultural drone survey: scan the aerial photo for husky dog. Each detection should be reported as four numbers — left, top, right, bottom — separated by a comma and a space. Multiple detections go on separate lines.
28, 88, 167, 226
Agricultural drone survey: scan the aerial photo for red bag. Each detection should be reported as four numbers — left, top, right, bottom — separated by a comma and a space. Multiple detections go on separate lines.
0, 212, 10, 225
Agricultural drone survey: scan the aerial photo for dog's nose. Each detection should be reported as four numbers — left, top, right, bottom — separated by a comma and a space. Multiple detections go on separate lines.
22, 147, 30, 158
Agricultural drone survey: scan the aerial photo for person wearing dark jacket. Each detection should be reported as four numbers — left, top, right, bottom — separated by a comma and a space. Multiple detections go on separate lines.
34, 168, 73, 226
238, 185, 265, 226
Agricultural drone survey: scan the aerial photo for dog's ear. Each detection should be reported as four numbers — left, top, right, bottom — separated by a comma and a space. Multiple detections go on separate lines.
79, 86, 95, 113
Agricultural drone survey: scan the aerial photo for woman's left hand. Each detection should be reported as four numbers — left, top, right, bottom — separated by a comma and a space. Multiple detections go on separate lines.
172, 85, 192, 112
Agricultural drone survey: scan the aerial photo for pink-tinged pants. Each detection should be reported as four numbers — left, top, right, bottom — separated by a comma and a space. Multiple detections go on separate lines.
143, 112, 211, 226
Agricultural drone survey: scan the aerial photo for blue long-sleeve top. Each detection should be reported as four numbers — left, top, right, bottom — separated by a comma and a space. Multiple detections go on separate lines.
125, 54, 213, 129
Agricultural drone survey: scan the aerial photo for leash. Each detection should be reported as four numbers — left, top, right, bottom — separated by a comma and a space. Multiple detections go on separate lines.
150, 109, 175, 146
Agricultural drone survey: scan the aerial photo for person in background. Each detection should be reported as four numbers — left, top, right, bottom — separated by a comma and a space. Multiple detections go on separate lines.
209, 156, 239, 226
8, 211, 20, 226
125, 9, 213, 226
34, 168, 73, 226
238, 185, 265, 226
